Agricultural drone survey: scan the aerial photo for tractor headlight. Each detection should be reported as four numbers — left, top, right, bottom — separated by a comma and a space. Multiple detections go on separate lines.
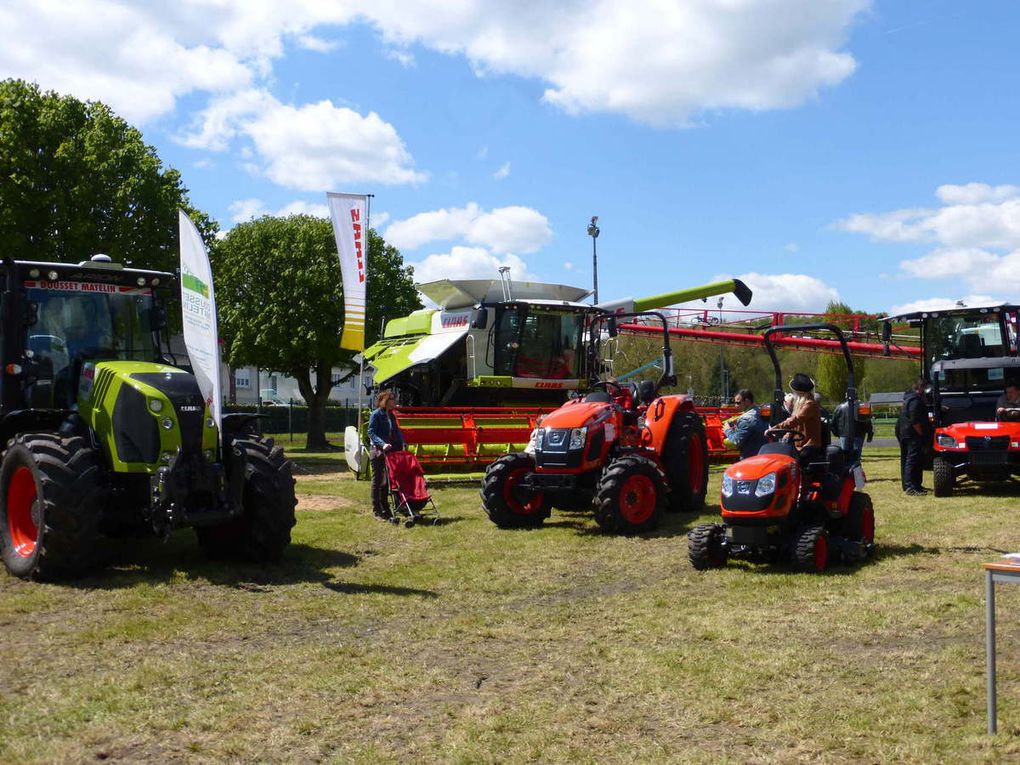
569, 427, 587, 450
755, 472, 777, 497
936, 434, 957, 448
161, 417, 174, 430
721, 474, 734, 497
148, 398, 164, 413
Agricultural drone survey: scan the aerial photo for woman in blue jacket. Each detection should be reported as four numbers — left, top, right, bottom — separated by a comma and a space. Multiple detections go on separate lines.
367, 390, 405, 519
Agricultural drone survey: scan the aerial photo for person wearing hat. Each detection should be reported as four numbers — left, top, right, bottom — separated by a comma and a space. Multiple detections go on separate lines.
767, 373, 822, 452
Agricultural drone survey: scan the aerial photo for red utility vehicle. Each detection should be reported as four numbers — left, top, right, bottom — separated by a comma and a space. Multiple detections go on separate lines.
481, 312, 709, 534
688, 324, 875, 573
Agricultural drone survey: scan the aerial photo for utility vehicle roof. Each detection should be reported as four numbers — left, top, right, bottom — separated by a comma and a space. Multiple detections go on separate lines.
885, 303, 1018, 323
931, 357, 1020, 372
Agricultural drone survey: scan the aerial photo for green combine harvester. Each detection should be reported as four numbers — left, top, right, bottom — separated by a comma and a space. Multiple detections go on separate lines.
347, 273, 752, 473
0, 256, 297, 580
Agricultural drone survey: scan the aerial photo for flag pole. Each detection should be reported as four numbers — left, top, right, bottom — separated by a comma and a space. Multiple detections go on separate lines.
356, 194, 374, 436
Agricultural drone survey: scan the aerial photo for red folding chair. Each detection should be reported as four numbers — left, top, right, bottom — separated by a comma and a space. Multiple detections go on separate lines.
384, 450, 439, 527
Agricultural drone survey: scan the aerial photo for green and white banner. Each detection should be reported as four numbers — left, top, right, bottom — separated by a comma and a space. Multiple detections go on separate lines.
178, 210, 222, 425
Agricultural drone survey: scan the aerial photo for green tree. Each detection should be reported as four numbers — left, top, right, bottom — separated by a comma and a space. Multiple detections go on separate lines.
0, 79, 216, 269
816, 300, 867, 403
213, 215, 421, 449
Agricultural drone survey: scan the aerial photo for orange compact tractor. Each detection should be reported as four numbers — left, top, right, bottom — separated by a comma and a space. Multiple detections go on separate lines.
688, 324, 875, 573
481, 312, 709, 534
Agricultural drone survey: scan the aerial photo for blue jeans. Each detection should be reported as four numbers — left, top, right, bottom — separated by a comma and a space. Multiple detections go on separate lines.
840, 436, 865, 463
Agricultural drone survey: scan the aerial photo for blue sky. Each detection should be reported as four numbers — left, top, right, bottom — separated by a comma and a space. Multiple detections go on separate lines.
3, 1, 1019, 315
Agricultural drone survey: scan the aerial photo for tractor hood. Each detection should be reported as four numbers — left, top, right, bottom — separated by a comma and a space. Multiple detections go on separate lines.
77, 361, 218, 473
539, 398, 613, 429
725, 452, 796, 480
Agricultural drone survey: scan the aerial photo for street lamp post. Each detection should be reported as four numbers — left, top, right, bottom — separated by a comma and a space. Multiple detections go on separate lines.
717, 297, 726, 404
587, 216, 600, 304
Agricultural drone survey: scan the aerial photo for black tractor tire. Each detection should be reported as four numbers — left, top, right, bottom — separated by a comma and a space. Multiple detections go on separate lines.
593, 454, 667, 534
480, 453, 550, 529
840, 491, 876, 562
933, 456, 955, 497
196, 437, 297, 562
688, 523, 729, 570
792, 525, 830, 573
0, 433, 105, 580
663, 410, 710, 513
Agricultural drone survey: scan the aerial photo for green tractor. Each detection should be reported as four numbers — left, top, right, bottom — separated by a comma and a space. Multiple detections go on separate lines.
0, 256, 297, 580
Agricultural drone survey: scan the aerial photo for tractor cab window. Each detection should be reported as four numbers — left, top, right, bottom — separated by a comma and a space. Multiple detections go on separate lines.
26, 282, 159, 393
925, 313, 1008, 372
492, 305, 585, 379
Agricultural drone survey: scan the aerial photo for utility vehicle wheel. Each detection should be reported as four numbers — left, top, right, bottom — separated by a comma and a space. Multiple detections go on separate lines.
593, 454, 667, 534
196, 437, 297, 562
664, 411, 709, 513
0, 434, 105, 580
793, 525, 830, 573
480, 453, 550, 529
933, 456, 954, 497
840, 492, 875, 561
688, 523, 728, 570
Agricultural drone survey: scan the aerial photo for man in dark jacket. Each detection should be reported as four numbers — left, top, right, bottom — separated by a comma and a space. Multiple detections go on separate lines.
831, 400, 874, 463
897, 379, 932, 495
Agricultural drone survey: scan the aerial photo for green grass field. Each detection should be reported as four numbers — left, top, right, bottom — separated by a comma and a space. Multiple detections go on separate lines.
3, 448, 1020, 763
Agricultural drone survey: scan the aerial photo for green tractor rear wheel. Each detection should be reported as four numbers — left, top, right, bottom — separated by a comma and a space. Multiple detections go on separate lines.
196, 437, 297, 562
0, 434, 105, 580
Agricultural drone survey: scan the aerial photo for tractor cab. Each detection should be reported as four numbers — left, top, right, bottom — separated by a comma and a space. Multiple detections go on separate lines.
490, 300, 588, 380
689, 323, 875, 574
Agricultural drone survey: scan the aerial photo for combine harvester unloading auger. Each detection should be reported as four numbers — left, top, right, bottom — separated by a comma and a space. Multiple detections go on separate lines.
344, 272, 920, 477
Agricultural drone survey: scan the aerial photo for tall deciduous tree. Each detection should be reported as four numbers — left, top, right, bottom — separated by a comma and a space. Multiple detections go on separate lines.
816, 300, 869, 401
0, 79, 216, 268
213, 215, 421, 449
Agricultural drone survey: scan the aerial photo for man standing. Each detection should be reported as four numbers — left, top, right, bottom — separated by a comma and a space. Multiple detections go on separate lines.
831, 400, 874, 463
897, 378, 932, 495
724, 389, 768, 459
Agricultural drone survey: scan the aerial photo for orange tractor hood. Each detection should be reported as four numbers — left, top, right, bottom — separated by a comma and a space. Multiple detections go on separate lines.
724, 452, 796, 481
539, 398, 613, 429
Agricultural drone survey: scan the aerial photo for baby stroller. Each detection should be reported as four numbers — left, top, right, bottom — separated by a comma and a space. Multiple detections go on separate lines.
384, 450, 439, 527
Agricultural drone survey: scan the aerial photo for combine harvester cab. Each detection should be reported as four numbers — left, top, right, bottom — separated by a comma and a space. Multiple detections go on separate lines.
883, 305, 1020, 496
347, 275, 753, 476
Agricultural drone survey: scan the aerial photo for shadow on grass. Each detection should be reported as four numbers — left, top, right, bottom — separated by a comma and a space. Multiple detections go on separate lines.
68, 536, 362, 591
322, 581, 438, 598
542, 505, 706, 539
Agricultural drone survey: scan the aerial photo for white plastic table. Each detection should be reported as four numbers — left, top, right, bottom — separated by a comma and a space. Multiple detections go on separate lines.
985, 562, 1020, 734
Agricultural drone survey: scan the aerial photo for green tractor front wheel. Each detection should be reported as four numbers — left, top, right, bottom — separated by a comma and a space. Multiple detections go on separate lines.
0, 434, 106, 580
195, 437, 297, 562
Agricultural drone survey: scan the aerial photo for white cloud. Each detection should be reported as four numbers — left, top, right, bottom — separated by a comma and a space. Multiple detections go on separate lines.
493, 161, 511, 180
182, 89, 426, 190
384, 47, 416, 67
837, 183, 1020, 291
563, 261, 575, 271
385, 203, 552, 254
784, 242, 800, 253
228, 198, 268, 223
409, 248, 535, 285
297, 34, 340, 53
0, 1, 867, 128
361, 0, 867, 127
228, 198, 330, 223
889, 295, 1004, 315
715, 272, 840, 312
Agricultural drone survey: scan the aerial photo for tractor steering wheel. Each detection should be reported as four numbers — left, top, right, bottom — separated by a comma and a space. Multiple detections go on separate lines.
765, 428, 806, 447
591, 379, 624, 395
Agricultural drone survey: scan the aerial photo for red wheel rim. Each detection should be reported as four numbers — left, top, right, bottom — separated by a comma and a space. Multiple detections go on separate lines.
503, 467, 545, 515
619, 474, 657, 525
688, 436, 705, 494
814, 533, 829, 572
7, 466, 39, 558
861, 507, 875, 543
